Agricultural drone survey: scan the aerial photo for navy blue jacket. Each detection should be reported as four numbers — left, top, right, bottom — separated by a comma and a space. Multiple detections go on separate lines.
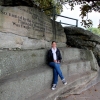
47, 48, 62, 63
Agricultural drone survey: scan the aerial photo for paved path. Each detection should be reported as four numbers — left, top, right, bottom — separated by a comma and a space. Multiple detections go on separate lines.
62, 82, 100, 100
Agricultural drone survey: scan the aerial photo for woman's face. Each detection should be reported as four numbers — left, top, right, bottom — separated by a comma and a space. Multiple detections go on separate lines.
52, 42, 57, 48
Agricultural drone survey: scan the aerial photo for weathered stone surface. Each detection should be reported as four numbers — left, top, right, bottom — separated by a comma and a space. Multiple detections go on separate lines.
0, 48, 99, 78
90, 50, 99, 71
0, 62, 98, 100
0, 32, 46, 49
0, 6, 52, 39
0, 6, 66, 49
0, 5, 99, 100
0, 49, 48, 78
0, 31, 66, 50
64, 27, 100, 67
93, 46, 100, 67
55, 22, 66, 43
0, 44, 99, 100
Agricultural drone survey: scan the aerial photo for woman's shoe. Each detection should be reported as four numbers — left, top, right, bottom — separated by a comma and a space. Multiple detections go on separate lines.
52, 84, 57, 90
62, 79, 67, 85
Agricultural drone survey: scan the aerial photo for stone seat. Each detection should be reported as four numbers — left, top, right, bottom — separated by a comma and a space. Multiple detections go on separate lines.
0, 60, 97, 100
0, 47, 98, 78
0, 47, 99, 100
30, 71, 97, 100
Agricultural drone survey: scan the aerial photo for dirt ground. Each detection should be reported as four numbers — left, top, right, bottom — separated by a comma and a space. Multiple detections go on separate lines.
61, 82, 100, 100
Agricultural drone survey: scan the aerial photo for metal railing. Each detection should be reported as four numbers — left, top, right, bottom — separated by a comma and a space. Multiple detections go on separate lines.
56, 14, 78, 27
41, 6, 78, 40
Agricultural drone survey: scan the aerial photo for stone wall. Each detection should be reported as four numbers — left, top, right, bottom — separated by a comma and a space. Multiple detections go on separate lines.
64, 27, 100, 67
0, 5, 66, 78
0, 6, 100, 100
0, 6, 66, 50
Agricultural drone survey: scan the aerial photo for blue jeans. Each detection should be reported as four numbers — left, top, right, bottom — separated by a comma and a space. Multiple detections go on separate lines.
49, 62, 64, 84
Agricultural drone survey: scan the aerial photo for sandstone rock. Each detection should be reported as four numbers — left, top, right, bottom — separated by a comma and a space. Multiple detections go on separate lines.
0, 6, 66, 50
56, 23, 66, 43
0, 6, 51, 40
0, 32, 47, 50
64, 27, 100, 67
0, 31, 66, 50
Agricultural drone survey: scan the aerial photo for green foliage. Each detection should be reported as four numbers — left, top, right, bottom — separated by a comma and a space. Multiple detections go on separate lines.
98, 24, 100, 28
87, 27, 100, 36
1, 0, 100, 28
34, 0, 63, 16
64, 0, 100, 28
34, 0, 100, 28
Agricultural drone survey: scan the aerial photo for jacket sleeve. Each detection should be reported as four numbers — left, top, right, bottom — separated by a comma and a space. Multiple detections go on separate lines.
57, 49, 62, 61
47, 50, 51, 63
59, 51, 62, 61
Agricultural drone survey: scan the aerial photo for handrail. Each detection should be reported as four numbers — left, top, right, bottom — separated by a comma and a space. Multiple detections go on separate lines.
56, 14, 78, 21
41, 7, 78, 27
41, 6, 78, 39
56, 14, 78, 27
60, 22, 77, 27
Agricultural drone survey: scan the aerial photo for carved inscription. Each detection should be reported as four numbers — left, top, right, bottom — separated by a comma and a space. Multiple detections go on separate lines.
0, 7, 53, 33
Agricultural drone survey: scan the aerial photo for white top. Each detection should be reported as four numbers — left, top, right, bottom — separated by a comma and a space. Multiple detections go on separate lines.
52, 48, 57, 60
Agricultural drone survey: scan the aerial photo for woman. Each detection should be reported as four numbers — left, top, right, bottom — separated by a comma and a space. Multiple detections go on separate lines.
47, 41, 67, 90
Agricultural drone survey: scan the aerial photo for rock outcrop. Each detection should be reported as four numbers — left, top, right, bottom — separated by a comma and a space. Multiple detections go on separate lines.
0, 6, 100, 100
64, 27, 100, 67
0, 6, 66, 50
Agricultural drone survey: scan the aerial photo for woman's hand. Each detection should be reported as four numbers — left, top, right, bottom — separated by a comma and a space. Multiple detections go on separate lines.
54, 60, 57, 63
57, 60, 60, 63
54, 60, 60, 63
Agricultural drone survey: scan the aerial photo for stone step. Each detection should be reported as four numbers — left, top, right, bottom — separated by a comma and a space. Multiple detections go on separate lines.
57, 70, 100, 100
62, 60, 91, 77
0, 47, 98, 78
0, 60, 95, 100
26, 71, 98, 100
66, 70, 100, 95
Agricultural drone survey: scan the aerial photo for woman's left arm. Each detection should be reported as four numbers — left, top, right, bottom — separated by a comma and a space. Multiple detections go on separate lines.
57, 49, 62, 63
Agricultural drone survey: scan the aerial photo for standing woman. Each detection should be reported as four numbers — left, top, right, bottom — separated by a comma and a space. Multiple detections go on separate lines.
47, 41, 67, 90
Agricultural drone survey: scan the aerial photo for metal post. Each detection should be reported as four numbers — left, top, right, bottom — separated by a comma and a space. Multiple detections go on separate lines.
53, 6, 56, 40
60, 20, 61, 25
12, 0, 16, 5
76, 19, 78, 27
4, 0, 6, 5
98, 19, 100, 28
